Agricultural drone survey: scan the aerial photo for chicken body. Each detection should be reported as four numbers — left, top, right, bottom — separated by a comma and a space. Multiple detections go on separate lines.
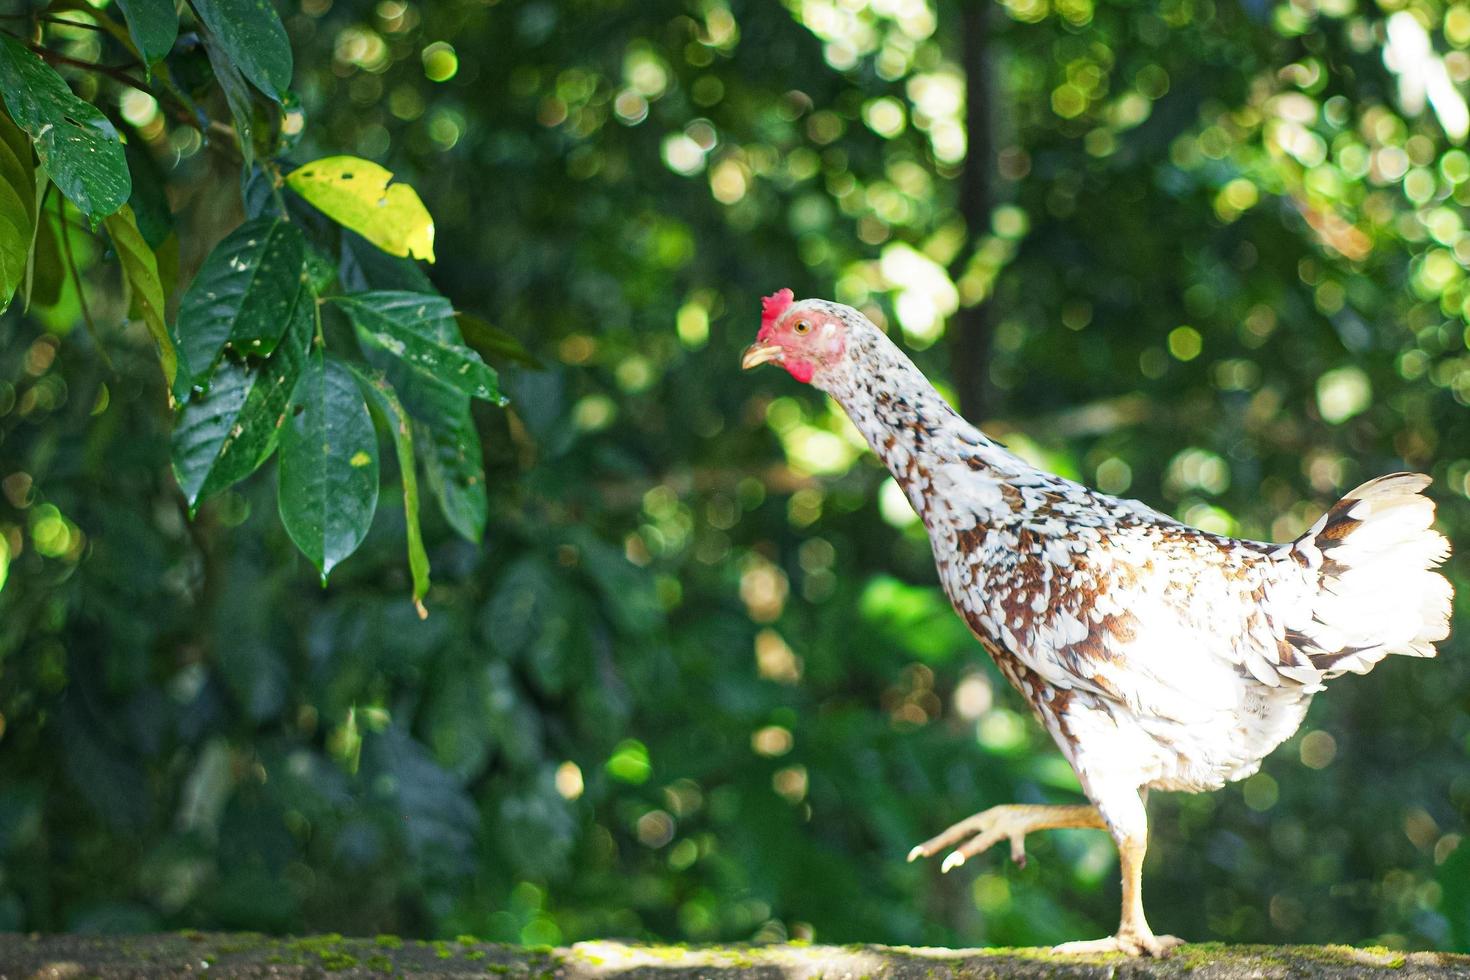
745, 295, 1454, 955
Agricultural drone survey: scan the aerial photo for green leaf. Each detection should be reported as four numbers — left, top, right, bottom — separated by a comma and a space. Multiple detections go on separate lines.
171, 285, 311, 507
287, 156, 435, 262
279, 351, 379, 580
0, 109, 36, 227
0, 111, 34, 313
330, 292, 504, 404
123, 141, 173, 249
26, 204, 62, 309
0, 36, 130, 219
190, 0, 293, 102
116, 0, 179, 65
174, 216, 306, 393
104, 204, 177, 392
200, 30, 256, 173
421, 413, 486, 543
350, 366, 431, 616
382, 360, 487, 544
455, 312, 540, 368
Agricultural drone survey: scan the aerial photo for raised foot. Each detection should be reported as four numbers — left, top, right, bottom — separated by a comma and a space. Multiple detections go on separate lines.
1052, 932, 1185, 958
906, 803, 1101, 873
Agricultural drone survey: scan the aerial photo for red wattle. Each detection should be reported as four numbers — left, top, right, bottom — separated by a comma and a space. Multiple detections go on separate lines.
786, 360, 814, 383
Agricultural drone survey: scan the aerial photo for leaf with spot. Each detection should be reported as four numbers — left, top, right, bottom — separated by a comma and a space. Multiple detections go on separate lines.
174, 216, 306, 396
329, 291, 504, 404
287, 156, 434, 262
104, 204, 177, 392
116, 0, 179, 66
0, 108, 34, 313
351, 366, 431, 615
278, 351, 380, 581
0, 36, 130, 219
190, 0, 293, 102
171, 280, 312, 508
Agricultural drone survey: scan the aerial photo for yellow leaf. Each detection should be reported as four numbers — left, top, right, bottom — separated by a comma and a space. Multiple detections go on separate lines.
285, 156, 435, 262
103, 204, 177, 391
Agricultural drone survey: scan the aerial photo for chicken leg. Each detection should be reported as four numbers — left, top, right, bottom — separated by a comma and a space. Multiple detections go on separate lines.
1052, 835, 1183, 956
907, 801, 1183, 957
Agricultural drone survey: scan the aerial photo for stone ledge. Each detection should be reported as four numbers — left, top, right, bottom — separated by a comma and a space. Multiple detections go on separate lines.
1, 933, 1468, 979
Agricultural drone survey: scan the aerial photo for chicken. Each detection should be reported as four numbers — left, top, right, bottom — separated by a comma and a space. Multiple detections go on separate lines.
742, 289, 1454, 956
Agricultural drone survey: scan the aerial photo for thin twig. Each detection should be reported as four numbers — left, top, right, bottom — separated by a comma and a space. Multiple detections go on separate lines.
31, 15, 112, 33
264, 160, 291, 218
29, 45, 146, 88
56, 194, 112, 371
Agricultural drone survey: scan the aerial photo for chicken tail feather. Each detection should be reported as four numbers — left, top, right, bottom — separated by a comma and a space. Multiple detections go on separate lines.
1280, 472, 1453, 678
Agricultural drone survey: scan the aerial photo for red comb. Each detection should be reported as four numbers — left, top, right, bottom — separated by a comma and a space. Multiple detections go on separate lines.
758, 288, 794, 340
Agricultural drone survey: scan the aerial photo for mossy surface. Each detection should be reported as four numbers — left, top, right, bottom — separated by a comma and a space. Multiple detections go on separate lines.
0, 934, 1464, 979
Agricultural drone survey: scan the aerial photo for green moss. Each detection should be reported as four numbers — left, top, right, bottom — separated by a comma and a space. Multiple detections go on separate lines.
466, 949, 486, 961
317, 949, 359, 971
376, 934, 405, 949
366, 953, 394, 971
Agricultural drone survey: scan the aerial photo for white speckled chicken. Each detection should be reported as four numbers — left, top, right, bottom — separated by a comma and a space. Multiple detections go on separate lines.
743, 290, 1454, 956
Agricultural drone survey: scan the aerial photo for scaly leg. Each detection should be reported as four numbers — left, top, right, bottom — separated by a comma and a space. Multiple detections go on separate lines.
906, 803, 1106, 873
1052, 788, 1183, 958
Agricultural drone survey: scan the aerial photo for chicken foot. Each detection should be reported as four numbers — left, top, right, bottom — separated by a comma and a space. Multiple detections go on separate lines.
906, 803, 1105, 873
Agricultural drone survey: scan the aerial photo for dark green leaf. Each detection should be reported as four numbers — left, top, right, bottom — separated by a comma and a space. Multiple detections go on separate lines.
0, 37, 130, 219
200, 30, 256, 173
330, 292, 505, 404
340, 229, 433, 293
190, 0, 293, 102
419, 410, 486, 544
241, 165, 283, 220
116, 0, 179, 65
371, 356, 487, 544
455, 312, 540, 368
104, 204, 177, 392
174, 216, 306, 392
278, 351, 379, 580
123, 141, 172, 249
351, 366, 431, 615
171, 283, 312, 507
26, 204, 61, 308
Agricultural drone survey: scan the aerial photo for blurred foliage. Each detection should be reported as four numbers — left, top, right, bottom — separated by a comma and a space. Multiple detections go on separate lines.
0, 0, 1468, 955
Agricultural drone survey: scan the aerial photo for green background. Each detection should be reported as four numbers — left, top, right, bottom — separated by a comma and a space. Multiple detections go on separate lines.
1, 0, 1469, 953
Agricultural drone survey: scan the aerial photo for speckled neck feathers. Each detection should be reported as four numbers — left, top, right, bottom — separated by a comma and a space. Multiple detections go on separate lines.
815, 311, 1018, 522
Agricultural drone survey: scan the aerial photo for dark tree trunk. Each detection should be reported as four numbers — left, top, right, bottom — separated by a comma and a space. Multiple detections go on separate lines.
949, 0, 997, 420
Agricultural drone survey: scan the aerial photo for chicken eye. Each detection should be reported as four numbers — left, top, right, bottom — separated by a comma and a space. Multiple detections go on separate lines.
793, 320, 812, 335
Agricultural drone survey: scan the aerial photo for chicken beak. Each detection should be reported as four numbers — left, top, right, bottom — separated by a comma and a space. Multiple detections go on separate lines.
742, 343, 783, 370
